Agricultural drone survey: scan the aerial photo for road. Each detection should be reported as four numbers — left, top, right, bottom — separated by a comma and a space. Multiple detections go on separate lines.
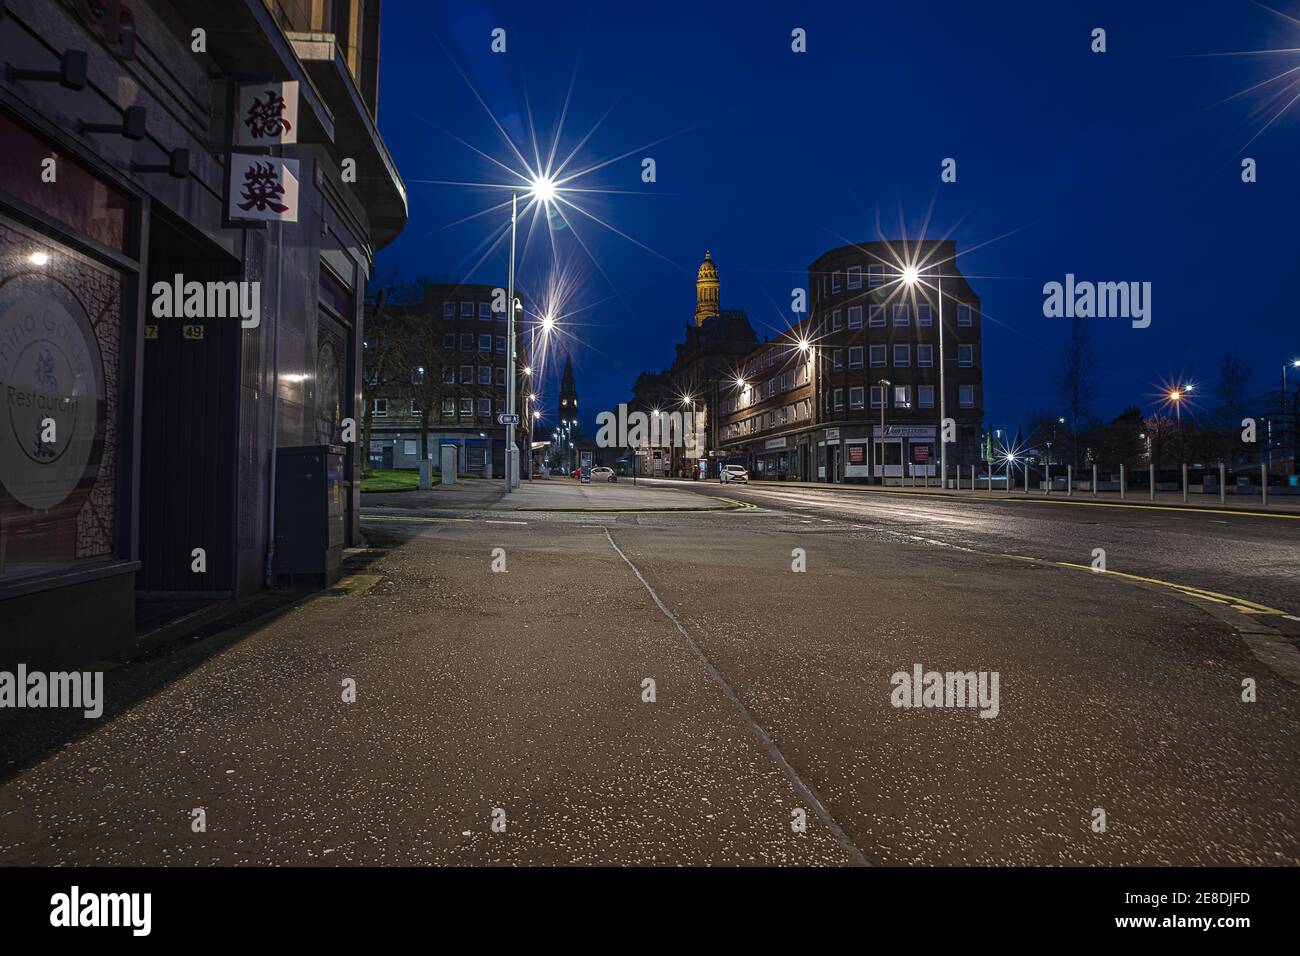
0, 478, 1296, 865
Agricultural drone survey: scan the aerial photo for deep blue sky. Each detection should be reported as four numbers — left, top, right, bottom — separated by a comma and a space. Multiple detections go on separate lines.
375, 0, 1300, 436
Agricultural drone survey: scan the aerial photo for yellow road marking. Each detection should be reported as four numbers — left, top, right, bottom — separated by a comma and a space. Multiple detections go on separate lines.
1052, 561, 1286, 615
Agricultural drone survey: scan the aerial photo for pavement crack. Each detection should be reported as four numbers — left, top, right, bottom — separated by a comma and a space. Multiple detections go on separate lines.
601, 527, 871, 867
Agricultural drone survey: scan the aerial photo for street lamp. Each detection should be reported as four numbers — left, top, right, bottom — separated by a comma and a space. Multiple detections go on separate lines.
877, 378, 891, 485
903, 265, 946, 487
502, 177, 557, 494
1283, 360, 1300, 466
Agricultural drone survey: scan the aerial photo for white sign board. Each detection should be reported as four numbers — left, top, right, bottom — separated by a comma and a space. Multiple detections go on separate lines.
234, 81, 299, 147
228, 154, 299, 222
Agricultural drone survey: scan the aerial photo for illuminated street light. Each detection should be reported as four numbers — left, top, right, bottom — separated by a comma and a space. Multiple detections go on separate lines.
902, 265, 947, 486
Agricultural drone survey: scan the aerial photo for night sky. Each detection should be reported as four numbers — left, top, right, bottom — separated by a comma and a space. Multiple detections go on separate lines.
374, 0, 1300, 437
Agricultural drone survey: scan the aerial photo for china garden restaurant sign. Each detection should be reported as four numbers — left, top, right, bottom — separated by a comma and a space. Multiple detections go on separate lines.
228, 81, 300, 223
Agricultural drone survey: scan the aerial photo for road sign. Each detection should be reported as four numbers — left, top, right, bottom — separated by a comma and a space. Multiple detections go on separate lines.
497, 414, 520, 425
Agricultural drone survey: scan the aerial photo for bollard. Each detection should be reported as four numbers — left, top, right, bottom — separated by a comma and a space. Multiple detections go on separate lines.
1068, 465, 1073, 496
1024, 463, 1030, 494
1045, 462, 1051, 494
1149, 464, 1155, 501
1219, 462, 1226, 504
1261, 463, 1268, 507
1182, 463, 1188, 503
1092, 464, 1098, 497
1120, 463, 1126, 499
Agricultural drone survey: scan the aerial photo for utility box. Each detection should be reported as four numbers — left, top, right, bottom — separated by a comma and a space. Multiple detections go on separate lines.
275, 445, 345, 588
440, 445, 457, 484
418, 459, 433, 490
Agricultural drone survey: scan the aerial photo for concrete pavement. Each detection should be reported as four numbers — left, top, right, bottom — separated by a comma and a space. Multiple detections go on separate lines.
1, 479, 1296, 865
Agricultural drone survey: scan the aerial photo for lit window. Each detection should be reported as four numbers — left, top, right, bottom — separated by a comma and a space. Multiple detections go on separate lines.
894, 385, 910, 408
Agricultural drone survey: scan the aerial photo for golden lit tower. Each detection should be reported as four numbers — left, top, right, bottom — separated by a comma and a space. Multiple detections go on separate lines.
695, 250, 720, 327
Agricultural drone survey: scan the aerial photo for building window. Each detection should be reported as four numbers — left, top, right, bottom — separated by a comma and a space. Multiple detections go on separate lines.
870, 345, 886, 368
461, 301, 474, 318
958, 303, 973, 326
871, 385, 884, 409
460, 333, 474, 351
894, 385, 910, 409
768, 379, 777, 398
495, 366, 506, 386
442, 399, 456, 418
478, 334, 491, 352
917, 344, 933, 367
848, 305, 863, 329
443, 302, 455, 319
959, 385, 975, 408
916, 303, 932, 326
373, 398, 388, 417
847, 265, 862, 290
849, 386, 865, 409
958, 344, 974, 367
479, 302, 492, 320
918, 385, 935, 408
832, 271, 841, 292
460, 365, 473, 384
849, 346, 864, 369
495, 335, 506, 354
479, 366, 491, 385
869, 304, 885, 327
410, 400, 421, 415
833, 388, 844, 410
833, 348, 843, 370
894, 344, 910, 367
893, 303, 909, 326
478, 398, 492, 417
832, 309, 842, 331
442, 366, 455, 384
408, 366, 423, 385
459, 398, 473, 417
442, 333, 455, 349
867, 263, 885, 288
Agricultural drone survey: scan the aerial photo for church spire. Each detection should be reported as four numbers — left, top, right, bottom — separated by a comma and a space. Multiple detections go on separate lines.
695, 250, 720, 327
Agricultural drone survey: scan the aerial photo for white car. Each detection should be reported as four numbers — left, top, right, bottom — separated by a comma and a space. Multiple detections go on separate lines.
590, 466, 616, 482
719, 464, 748, 484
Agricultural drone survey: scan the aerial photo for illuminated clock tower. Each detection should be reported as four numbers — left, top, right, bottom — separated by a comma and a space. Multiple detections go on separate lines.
695, 250, 720, 327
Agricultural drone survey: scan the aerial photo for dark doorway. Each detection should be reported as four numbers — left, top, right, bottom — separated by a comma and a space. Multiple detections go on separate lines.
137, 212, 240, 594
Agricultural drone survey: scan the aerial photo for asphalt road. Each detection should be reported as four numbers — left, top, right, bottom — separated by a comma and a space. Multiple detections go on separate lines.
0, 480, 1296, 865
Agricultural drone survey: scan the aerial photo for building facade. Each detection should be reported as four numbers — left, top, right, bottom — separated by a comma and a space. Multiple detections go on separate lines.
0, 0, 406, 667
627, 251, 757, 477
364, 282, 528, 478
719, 240, 984, 482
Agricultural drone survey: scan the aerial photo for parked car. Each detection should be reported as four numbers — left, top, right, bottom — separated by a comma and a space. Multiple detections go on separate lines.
590, 466, 616, 482
719, 464, 749, 484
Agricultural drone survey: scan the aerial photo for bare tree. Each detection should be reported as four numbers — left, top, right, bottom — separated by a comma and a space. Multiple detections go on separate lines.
361, 283, 411, 474
1054, 318, 1095, 470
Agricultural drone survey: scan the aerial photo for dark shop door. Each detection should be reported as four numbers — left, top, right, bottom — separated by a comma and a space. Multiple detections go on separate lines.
137, 213, 240, 593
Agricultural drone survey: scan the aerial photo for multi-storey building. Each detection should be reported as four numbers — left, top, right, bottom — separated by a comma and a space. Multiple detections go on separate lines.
0, 0, 406, 667
626, 251, 758, 477
719, 240, 984, 482
365, 282, 528, 477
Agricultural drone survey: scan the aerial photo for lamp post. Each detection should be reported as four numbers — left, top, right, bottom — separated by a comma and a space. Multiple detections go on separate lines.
903, 265, 946, 487
877, 378, 891, 485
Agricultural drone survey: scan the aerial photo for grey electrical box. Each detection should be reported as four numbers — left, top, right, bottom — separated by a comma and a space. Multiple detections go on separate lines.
274, 445, 345, 587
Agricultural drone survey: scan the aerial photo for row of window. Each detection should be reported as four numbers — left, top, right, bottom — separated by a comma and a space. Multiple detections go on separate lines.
720, 398, 814, 441
831, 343, 976, 370
727, 362, 811, 413
443, 301, 503, 321
372, 397, 509, 419
829, 383, 978, 411
824, 302, 975, 330
443, 332, 509, 353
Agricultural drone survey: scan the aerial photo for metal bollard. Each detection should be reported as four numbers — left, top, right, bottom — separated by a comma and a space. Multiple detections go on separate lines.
1219, 462, 1225, 504
1182, 463, 1188, 503
1092, 464, 1098, 497
1149, 464, 1155, 501
1120, 463, 1126, 499
1262, 463, 1268, 507
1067, 465, 1073, 496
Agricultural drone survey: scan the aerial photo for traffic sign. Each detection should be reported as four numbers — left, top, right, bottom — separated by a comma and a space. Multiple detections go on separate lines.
497, 414, 521, 425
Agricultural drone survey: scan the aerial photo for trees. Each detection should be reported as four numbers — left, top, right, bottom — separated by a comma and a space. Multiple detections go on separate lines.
360, 286, 410, 476
1054, 318, 1095, 470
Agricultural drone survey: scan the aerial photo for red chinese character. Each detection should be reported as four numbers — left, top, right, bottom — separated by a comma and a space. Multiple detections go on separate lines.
243, 90, 291, 140
237, 161, 289, 214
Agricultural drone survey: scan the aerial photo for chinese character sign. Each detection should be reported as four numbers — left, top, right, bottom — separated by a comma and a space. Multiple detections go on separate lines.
234, 81, 299, 146
228, 153, 300, 222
